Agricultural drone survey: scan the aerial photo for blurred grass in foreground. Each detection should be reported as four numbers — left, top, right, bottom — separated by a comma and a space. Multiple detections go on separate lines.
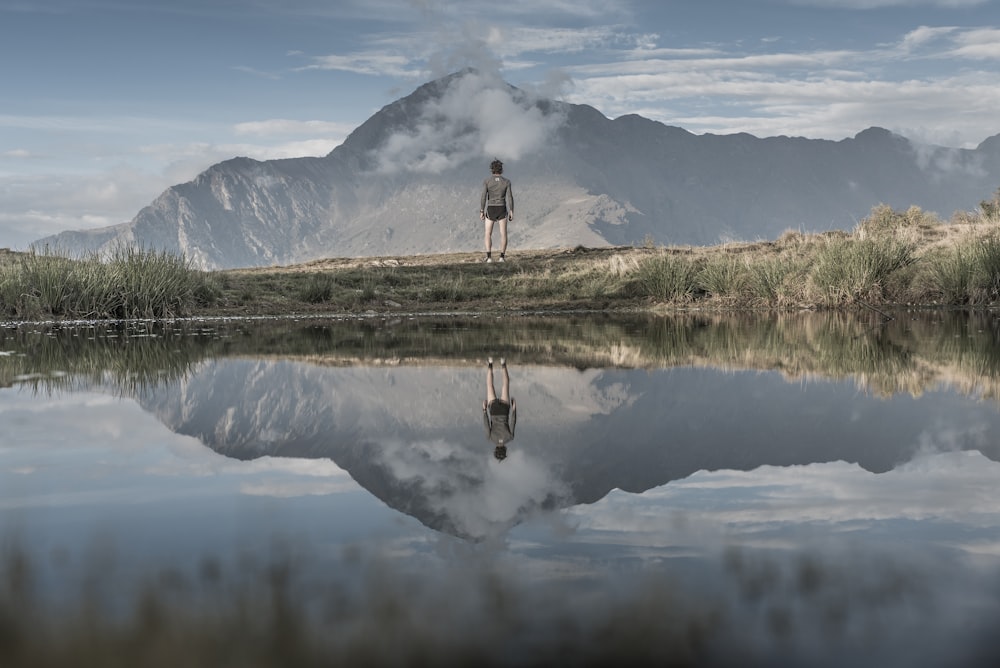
5, 537, 995, 668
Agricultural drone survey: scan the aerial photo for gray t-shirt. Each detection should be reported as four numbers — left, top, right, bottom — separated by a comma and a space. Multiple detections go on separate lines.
480, 174, 513, 214
483, 400, 516, 445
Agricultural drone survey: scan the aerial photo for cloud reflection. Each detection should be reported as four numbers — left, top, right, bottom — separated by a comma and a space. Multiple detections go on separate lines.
568, 450, 1000, 558
0, 388, 356, 510
372, 435, 569, 540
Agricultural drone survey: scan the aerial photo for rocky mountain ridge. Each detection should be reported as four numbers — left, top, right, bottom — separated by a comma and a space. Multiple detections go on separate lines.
35, 69, 1000, 269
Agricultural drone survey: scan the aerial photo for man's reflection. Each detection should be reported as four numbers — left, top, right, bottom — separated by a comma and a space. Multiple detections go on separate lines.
483, 357, 516, 461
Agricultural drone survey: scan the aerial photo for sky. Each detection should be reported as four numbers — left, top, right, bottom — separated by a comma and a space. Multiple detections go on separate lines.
2, 0, 1000, 251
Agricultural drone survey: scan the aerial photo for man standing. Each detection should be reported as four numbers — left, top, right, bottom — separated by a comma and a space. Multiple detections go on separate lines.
479, 158, 514, 263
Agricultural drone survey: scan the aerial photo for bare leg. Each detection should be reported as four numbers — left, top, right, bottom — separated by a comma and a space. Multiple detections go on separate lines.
484, 219, 494, 255
500, 362, 510, 403
498, 218, 508, 255
486, 362, 497, 404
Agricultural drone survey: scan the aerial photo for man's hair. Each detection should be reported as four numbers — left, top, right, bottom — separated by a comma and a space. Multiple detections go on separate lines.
490, 158, 503, 174
494, 445, 507, 461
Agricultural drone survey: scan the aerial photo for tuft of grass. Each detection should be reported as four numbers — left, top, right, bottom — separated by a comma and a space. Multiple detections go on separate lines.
697, 255, 746, 301
745, 255, 800, 306
807, 235, 915, 306
856, 203, 939, 237
917, 232, 1000, 305
0, 246, 218, 320
297, 274, 336, 303
921, 246, 978, 305
972, 232, 1000, 302
424, 274, 470, 302
980, 186, 1000, 219
630, 253, 701, 302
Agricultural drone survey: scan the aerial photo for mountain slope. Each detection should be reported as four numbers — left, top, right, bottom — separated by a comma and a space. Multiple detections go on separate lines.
35, 69, 1000, 269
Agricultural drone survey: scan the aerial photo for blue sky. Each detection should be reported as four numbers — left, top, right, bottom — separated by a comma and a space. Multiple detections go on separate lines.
2, 0, 1000, 250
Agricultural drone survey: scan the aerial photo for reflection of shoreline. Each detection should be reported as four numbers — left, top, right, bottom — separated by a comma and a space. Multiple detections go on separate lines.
3, 311, 1000, 402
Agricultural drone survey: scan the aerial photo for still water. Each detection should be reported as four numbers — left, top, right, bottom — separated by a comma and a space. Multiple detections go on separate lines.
3, 311, 1000, 666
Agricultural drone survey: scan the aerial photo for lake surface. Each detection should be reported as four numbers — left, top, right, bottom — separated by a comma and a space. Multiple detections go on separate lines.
3, 311, 1000, 666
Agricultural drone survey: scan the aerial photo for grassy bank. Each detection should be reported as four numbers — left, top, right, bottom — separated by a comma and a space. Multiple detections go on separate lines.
0, 246, 219, 320
207, 203, 1000, 316
3, 203, 1000, 320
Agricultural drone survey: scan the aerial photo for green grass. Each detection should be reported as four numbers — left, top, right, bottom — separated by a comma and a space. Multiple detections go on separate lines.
697, 255, 746, 301
0, 246, 219, 320
912, 231, 1000, 306
5, 203, 1000, 321
629, 252, 701, 302
806, 234, 915, 306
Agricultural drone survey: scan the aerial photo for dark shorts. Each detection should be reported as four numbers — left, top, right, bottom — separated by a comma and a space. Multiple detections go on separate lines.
486, 205, 508, 221
488, 399, 510, 416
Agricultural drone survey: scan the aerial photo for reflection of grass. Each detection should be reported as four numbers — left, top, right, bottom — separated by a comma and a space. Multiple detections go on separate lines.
0, 322, 217, 394
4, 310, 1000, 402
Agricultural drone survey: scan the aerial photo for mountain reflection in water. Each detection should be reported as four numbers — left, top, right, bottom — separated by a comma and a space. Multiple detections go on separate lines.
3, 310, 1000, 666
129, 349, 1000, 542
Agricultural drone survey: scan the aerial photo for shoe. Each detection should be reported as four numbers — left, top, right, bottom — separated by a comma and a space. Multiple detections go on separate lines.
488, 357, 493, 367
485, 257, 492, 263
498, 255, 505, 262
500, 357, 506, 367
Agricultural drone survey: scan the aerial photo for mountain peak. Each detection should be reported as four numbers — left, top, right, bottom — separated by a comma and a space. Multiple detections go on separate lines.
32, 76, 1000, 269
854, 126, 896, 142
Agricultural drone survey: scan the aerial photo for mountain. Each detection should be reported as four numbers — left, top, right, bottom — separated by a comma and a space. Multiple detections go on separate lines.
35, 69, 1000, 270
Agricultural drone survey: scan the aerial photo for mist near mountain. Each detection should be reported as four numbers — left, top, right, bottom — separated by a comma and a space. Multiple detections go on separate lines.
35, 69, 1000, 270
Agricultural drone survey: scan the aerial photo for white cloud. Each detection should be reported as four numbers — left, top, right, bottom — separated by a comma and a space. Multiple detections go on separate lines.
899, 25, 958, 52
373, 435, 569, 540
556, 25, 1000, 147
572, 449, 1000, 553
294, 15, 632, 82
233, 118, 355, 137
300, 52, 416, 77
493, 25, 633, 56
0, 123, 349, 249
240, 479, 356, 497
948, 28, 1000, 59
372, 69, 566, 173
2, 149, 33, 159
231, 65, 281, 80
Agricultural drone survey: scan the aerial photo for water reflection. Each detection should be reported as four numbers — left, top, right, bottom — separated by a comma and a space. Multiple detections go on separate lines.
4, 311, 1000, 665
4, 310, 1000, 543
125, 357, 1000, 543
